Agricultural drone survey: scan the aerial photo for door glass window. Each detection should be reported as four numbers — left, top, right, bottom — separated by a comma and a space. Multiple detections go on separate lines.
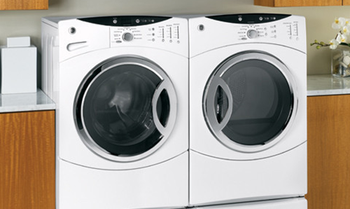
75, 57, 176, 161
204, 52, 295, 151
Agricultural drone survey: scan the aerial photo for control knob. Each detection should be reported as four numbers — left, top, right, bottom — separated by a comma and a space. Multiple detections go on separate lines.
122, 32, 134, 42
247, 29, 259, 39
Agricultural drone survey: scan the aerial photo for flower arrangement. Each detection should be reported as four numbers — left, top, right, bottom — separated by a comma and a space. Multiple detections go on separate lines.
311, 17, 350, 49
311, 17, 350, 77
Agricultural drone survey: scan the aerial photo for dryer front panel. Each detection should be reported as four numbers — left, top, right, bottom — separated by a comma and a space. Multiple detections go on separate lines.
203, 51, 296, 153
189, 43, 306, 160
74, 56, 177, 162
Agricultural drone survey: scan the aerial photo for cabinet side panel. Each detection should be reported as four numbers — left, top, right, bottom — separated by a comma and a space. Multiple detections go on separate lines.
306, 95, 350, 209
0, 111, 55, 209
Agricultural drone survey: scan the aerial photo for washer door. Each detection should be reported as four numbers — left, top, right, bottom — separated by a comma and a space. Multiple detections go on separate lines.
204, 51, 296, 153
74, 56, 177, 162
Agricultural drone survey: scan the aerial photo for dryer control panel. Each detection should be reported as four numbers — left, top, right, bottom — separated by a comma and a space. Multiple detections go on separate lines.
189, 14, 306, 56
208, 14, 301, 41
236, 21, 300, 41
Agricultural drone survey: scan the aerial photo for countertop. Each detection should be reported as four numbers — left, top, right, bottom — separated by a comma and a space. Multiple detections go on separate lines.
0, 89, 55, 113
307, 74, 350, 96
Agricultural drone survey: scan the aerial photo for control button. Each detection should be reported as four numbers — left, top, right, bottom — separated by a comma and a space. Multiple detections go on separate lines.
68, 27, 76, 34
122, 32, 133, 42
198, 24, 205, 31
247, 29, 258, 39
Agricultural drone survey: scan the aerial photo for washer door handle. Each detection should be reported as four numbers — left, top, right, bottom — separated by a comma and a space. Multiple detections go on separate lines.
152, 79, 177, 136
67, 41, 88, 51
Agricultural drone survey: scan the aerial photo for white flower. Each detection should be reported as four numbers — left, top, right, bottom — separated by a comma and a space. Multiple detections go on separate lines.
336, 33, 348, 43
332, 17, 347, 30
342, 26, 350, 35
330, 39, 340, 49
344, 18, 350, 26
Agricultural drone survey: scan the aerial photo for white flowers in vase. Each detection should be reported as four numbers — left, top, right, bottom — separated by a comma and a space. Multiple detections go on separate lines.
311, 17, 350, 77
311, 17, 350, 49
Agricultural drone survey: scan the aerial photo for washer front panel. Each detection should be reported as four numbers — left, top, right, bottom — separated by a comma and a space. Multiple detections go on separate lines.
74, 56, 177, 162
203, 51, 297, 153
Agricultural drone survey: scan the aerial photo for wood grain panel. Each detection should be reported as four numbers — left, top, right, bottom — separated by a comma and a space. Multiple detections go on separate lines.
0, 0, 48, 10
343, 0, 350, 5
0, 111, 55, 209
306, 95, 350, 209
254, 0, 342, 6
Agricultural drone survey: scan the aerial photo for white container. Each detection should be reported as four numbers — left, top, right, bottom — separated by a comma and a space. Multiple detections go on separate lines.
1, 46, 37, 94
7, 36, 31, 48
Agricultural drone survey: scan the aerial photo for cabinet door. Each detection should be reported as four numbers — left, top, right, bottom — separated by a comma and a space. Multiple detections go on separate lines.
0, 0, 48, 10
307, 95, 350, 209
343, 0, 350, 5
0, 111, 55, 209
254, 0, 342, 6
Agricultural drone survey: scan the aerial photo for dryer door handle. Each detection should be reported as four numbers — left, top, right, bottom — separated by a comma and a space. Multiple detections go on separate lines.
206, 78, 233, 132
151, 79, 177, 137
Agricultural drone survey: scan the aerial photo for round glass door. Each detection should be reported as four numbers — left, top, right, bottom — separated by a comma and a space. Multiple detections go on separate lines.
74, 56, 177, 162
204, 51, 297, 153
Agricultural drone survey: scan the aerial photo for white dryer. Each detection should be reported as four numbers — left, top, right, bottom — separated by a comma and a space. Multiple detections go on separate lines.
194, 198, 307, 209
189, 14, 307, 206
42, 16, 188, 209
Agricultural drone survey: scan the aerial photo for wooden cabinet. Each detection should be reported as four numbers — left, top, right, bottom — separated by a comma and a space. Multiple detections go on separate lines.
306, 95, 350, 209
0, 0, 48, 10
254, 0, 342, 7
0, 110, 55, 209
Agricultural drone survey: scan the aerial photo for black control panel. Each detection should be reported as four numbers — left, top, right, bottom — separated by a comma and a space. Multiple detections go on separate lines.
79, 16, 171, 26
207, 13, 291, 24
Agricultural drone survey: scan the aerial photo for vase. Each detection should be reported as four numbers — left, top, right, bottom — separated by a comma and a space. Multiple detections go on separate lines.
331, 45, 350, 77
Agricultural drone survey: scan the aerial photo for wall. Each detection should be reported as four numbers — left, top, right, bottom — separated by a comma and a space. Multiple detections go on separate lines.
1, 0, 350, 75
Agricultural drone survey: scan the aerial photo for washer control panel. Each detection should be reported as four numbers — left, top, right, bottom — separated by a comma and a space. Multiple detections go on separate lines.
110, 22, 181, 46
79, 16, 185, 47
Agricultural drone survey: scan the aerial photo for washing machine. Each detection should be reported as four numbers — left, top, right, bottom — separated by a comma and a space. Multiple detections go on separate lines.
41, 15, 188, 209
189, 14, 307, 206
194, 198, 307, 209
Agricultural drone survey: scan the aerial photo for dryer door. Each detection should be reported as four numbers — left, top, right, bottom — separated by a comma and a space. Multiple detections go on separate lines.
74, 56, 177, 162
204, 51, 297, 153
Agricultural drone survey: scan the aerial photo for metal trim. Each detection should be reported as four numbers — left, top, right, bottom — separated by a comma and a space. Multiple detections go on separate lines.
73, 56, 177, 162
203, 51, 298, 153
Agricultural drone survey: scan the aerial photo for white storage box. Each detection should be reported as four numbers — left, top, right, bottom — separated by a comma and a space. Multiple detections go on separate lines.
7, 36, 31, 48
1, 45, 37, 94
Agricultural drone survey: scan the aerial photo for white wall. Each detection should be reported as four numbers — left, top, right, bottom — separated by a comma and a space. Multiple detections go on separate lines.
1, 0, 350, 74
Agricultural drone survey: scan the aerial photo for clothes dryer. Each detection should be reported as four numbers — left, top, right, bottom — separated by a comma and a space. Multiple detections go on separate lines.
189, 14, 307, 206
42, 16, 188, 209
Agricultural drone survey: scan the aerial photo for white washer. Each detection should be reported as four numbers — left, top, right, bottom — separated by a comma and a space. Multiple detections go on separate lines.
189, 14, 307, 206
194, 198, 307, 209
42, 16, 188, 209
